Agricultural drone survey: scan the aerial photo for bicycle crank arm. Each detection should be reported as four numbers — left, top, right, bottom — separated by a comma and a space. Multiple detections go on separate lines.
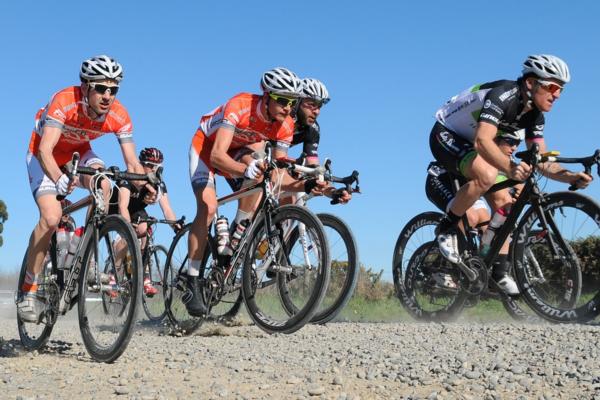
457, 259, 478, 282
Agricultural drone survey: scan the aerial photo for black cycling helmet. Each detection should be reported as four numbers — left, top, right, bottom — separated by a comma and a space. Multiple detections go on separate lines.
139, 147, 163, 164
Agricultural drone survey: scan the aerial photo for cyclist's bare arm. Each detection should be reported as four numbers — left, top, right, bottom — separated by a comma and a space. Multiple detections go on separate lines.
271, 148, 327, 193
531, 138, 592, 186
38, 126, 67, 182
120, 141, 156, 198
473, 122, 511, 173
158, 192, 178, 221
118, 186, 132, 223
210, 128, 250, 177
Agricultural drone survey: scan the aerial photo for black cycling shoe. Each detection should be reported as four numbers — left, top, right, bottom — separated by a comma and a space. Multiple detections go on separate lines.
185, 275, 208, 317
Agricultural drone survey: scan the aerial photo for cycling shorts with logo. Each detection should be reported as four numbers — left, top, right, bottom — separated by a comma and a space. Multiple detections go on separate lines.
27, 149, 105, 199
429, 121, 476, 177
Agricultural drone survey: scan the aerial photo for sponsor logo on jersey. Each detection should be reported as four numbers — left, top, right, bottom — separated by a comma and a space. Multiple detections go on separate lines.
480, 113, 500, 124
53, 109, 66, 120
483, 99, 491, 109
499, 87, 518, 102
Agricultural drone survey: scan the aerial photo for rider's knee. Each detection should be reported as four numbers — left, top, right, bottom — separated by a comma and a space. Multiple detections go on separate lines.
472, 169, 497, 191
40, 212, 61, 231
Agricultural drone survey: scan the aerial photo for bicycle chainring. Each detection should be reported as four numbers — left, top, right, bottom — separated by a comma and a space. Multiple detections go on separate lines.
463, 257, 488, 296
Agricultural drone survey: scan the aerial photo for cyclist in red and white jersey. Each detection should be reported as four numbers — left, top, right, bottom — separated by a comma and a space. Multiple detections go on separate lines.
18, 55, 153, 322
186, 67, 319, 316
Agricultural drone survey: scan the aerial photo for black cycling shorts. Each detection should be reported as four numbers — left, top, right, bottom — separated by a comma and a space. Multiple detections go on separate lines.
429, 121, 476, 177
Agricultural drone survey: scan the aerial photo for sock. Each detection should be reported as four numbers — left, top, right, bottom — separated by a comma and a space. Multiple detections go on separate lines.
22, 271, 39, 292
187, 259, 202, 277
492, 254, 510, 281
234, 209, 252, 225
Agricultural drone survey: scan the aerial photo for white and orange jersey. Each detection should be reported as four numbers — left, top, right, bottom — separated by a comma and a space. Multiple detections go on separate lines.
27, 86, 133, 166
191, 93, 294, 168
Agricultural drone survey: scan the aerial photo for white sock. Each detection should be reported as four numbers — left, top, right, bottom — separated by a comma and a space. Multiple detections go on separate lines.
187, 259, 202, 277
234, 209, 252, 225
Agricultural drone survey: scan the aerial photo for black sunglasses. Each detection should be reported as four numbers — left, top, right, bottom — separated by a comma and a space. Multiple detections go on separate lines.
89, 83, 119, 96
499, 136, 521, 147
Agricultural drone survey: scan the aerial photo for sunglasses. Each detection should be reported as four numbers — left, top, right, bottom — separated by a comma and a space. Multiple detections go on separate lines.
142, 161, 162, 169
269, 93, 298, 108
89, 83, 119, 96
536, 79, 563, 94
499, 136, 521, 147
302, 99, 325, 110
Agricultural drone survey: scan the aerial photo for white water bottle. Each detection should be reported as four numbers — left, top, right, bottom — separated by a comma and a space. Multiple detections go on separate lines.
480, 208, 508, 256
216, 216, 233, 256
56, 228, 70, 270
64, 227, 84, 269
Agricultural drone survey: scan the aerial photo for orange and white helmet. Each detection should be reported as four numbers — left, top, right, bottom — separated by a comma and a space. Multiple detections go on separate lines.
80, 55, 124, 82
260, 67, 302, 97
522, 54, 570, 84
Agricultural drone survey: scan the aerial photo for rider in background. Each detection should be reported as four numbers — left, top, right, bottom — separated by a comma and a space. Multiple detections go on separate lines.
430, 54, 591, 295
108, 147, 181, 296
19, 55, 154, 322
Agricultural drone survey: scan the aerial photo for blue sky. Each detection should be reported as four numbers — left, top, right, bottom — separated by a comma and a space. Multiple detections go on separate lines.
2, 1, 600, 280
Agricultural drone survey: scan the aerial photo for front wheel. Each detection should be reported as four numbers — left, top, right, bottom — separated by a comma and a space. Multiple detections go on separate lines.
142, 245, 168, 322
242, 205, 330, 334
513, 191, 595, 323
78, 215, 142, 363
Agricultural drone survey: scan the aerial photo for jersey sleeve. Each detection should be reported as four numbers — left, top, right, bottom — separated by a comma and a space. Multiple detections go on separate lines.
303, 123, 320, 164
526, 112, 545, 141
274, 118, 294, 154
110, 102, 134, 144
478, 87, 511, 127
219, 96, 246, 132
43, 92, 70, 130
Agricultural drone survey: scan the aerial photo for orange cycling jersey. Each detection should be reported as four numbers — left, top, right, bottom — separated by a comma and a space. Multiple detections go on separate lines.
192, 93, 294, 169
28, 86, 133, 166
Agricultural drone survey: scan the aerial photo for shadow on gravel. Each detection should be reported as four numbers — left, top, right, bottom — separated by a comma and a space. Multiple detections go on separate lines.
0, 338, 74, 358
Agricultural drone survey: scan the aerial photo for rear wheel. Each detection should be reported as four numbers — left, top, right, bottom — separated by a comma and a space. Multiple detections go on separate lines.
17, 240, 57, 351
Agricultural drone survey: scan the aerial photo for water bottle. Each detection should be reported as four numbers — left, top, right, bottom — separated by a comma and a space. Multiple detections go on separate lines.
64, 227, 84, 269
56, 227, 70, 270
480, 208, 508, 256
215, 216, 233, 256
230, 219, 249, 250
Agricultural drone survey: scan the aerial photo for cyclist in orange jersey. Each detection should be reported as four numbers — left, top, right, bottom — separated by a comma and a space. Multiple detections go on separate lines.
186, 67, 324, 316
18, 55, 155, 323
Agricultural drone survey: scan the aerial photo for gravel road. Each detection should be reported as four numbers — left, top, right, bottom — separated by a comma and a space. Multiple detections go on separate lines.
1, 298, 599, 399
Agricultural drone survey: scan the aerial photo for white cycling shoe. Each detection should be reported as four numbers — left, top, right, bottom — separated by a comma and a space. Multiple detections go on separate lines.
437, 231, 461, 264
496, 275, 520, 295
17, 292, 46, 323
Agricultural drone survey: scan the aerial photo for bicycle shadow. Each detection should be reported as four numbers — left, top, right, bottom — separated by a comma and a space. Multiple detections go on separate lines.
0, 337, 74, 358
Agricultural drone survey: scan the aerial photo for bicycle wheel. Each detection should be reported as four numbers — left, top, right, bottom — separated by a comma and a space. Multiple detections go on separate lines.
513, 191, 594, 323
242, 205, 330, 334
142, 245, 168, 322
284, 213, 358, 325
16, 242, 57, 351
78, 215, 142, 363
392, 212, 468, 321
163, 224, 203, 335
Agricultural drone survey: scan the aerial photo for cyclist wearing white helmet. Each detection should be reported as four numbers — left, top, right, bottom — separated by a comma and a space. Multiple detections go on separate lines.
19, 55, 153, 323
428, 54, 591, 295
186, 67, 320, 316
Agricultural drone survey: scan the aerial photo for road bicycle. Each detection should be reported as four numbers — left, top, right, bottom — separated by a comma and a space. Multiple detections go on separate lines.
163, 144, 331, 335
16, 153, 162, 362
393, 145, 600, 323
134, 215, 185, 323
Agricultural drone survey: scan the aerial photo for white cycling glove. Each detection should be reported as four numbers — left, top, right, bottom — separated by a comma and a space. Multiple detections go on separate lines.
244, 159, 262, 180
56, 173, 71, 196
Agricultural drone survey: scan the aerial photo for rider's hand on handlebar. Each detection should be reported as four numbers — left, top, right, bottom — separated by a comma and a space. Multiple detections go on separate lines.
56, 173, 78, 196
570, 171, 593, 189
244, 159, 266, 180
508, 161, 532, 181
325, 187, 352, 204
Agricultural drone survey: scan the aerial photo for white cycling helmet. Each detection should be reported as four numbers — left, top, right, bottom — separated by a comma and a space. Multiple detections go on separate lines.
80, 55, 124, 82
522, 54, 570, 84
300, 78, 330, 104
497, 129, 525, 142
261, 67, 302, 97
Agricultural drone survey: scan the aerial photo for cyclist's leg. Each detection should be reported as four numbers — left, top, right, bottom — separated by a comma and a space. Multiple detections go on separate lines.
77, 149, 111, 203
20, 153, 62, 321
226, 144, 265, 228
188, 147, 217, 316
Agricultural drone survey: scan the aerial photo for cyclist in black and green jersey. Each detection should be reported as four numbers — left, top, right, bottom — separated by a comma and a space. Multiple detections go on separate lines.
429, 54, 592, 295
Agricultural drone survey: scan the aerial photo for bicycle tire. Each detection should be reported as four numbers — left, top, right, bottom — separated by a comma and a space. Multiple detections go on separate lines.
16, 242, 56, 351
78, 215, 142, 363
513, 191, 595, 323
392, 211, 468, 321
283, 213, 358, 324
242, 205, 330, 334
142, 245, 168, 322
163, 224, 203, 335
